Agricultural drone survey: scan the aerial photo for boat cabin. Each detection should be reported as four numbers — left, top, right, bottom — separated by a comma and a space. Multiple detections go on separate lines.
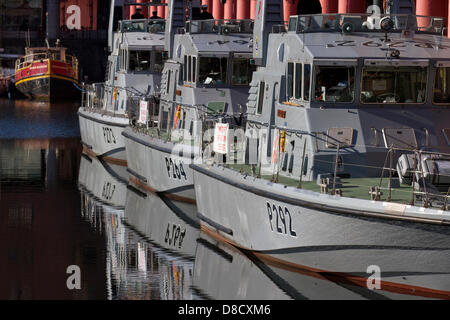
246, 12, 450, 187
158, 18, 255, 136
84, 18, 167, 115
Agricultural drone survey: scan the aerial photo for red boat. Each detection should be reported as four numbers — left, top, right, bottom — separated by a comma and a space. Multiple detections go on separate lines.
14, 45, 80, 101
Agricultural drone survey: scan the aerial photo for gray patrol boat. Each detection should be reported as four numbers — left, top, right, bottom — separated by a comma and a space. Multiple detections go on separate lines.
78, 1, 166, 166
122, 0, 255, 202
191, 0, 450, 297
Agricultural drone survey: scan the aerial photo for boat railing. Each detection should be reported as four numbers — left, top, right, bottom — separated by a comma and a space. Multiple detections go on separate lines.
211, 120, 449, 211
185, 19, 254, 34
119, 19, 165, 33
286, 13, 446, 35
82, 82, 105, 110
15, 51, 79, 74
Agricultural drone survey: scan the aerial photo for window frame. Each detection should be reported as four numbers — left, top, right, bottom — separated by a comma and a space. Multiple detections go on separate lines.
256, 81, 265, 115
360, 59, 428, 105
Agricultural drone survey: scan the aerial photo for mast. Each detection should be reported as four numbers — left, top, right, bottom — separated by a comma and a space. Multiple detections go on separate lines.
164, 0, 186, 58
107, 0, 116, 52
252, 0, 284, 66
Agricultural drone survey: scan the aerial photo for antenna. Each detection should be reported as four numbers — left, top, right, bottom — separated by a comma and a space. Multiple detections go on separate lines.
107, 0, 116, 52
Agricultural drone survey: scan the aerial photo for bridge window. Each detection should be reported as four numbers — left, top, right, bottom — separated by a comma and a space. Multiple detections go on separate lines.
295, 63, 302, 99
287, 62, 294, 99
257, 81, 265, 114
314, 66, 355, 103
303, 64, 311, 101
434, 67, 450, 104
183, 55, 187, 81
192, 57, 197, 83
286, 62, 304, 101
199, 57, 227, 85
361, 66, 427, 104
232, 58, 256, 85
129, 51, 151, 72
183, 55, 197, 83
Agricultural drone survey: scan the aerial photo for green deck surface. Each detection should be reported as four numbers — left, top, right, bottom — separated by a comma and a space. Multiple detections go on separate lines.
228, 164, 417, 204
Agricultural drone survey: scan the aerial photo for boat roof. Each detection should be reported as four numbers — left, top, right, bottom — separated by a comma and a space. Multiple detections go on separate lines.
293, 31, 450, 60
188, 33, 253, 54
121, 32, 165, 51
25, 47, 66, 53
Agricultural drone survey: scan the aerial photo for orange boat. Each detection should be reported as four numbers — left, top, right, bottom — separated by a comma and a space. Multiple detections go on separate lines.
14, 45, 80, 101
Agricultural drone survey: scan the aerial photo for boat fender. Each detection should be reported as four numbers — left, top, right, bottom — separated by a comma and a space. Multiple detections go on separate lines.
173, 105, 181, 129
280, 130, 286, 152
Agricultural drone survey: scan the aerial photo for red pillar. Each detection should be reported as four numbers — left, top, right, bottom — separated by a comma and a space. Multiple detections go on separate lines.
284, 0, 298, 22
213, 0, 224, 19
202, 0, 213, 13
250, 0, 256, 19
320, 0, 338, 13
416, 0, 447, 27
157, 0, 165, 18
130, 5, 137, 19
338, 0, 366, 13
236, 0, 250, 19
224, 0, 236, 20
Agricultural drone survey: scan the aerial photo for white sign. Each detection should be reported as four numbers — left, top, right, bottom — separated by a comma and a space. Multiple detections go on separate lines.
213, 123, 229, 154
138, 100, 148, 124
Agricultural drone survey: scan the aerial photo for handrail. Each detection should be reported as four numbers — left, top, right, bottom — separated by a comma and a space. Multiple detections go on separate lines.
286, 13, 446, 35
15, 52, 78, 72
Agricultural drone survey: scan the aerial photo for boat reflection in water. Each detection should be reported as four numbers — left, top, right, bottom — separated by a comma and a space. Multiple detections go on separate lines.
78, 153, 200, 299
124, 185, 200, 300
77, 149, 449, 299
0, 137, 108, 299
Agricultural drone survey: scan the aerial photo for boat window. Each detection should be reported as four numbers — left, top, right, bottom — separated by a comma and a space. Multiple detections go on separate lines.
192, 57, 197, 83
122, 20, 146, 32
166, 70, 171, 94
187, 56, 191, 82
286, 62, 294, 99
153, 51, 166, 73
199, 57, 227, 85
257, 81, 265, 114
232, 58, 255, 85
434, 67, 450, 104
129, 51, 151, 72
361, 66, 427, 104
303, 64, 311, 101
286, 62, 304, 101
295, 63, 302, 99
314, 66, 355, 103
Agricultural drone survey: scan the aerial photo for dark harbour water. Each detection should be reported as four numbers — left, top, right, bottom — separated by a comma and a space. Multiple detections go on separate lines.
0, 98, 445, 301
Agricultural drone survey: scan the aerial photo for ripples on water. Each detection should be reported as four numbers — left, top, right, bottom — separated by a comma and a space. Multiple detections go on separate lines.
0, 98, 445, 301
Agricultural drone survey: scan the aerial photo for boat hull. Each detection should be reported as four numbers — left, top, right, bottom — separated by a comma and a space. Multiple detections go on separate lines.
78, 107, 129, 166
191, 164, 450, 298
15, 57, 79, 101
122, 127, 198, 203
